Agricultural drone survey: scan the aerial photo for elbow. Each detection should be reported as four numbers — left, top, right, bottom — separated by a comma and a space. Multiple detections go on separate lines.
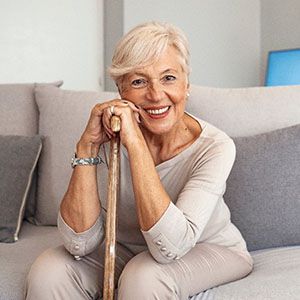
57, 211, 105, 257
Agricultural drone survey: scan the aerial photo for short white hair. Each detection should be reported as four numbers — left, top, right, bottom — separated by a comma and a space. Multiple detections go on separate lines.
108, 21, 190, 87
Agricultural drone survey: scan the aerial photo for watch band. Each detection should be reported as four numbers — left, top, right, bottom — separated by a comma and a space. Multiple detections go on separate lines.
71, 153, 104, 168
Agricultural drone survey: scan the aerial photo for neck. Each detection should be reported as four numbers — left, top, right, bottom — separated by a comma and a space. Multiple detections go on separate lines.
140, 113, 200, 165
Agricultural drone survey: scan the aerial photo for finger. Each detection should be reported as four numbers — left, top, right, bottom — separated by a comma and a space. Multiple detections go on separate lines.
103, 106, 114, 126
88, 105, 104, 128
122, 100, 140, 112
134, 111, 141, 124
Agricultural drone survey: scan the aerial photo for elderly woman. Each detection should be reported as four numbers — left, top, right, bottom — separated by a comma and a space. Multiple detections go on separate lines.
26, 22, 253, 299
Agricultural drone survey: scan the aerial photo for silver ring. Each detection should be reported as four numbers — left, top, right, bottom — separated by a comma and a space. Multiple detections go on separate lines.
110, 105, 115, 115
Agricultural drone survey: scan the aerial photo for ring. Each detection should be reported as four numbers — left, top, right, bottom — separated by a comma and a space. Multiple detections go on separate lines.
110, 105, 115, 115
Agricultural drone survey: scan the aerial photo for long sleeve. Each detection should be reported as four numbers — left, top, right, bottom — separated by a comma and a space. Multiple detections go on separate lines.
142, 138, 236, 264
57, 210, 105, 257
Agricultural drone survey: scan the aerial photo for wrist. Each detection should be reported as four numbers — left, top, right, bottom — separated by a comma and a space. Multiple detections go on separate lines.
76, 140, 100, 157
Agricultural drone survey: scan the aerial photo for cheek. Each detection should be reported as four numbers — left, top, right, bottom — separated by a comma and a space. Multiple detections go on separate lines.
120, 90, 142, 104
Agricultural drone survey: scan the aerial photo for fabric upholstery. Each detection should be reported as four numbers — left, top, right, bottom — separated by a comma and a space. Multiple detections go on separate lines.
192, 246, 300, 300
187, 84, 300, 137
224, 124, 300, 251
229, 245, 300, 299
0, 81, 63, 223
0, 222, 62, 300
0, 135, 42, 243
34, 85, 116, 225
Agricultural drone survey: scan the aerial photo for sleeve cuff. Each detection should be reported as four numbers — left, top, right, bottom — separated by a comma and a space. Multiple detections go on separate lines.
141, 202, 191, 264
58, 211, 104, 256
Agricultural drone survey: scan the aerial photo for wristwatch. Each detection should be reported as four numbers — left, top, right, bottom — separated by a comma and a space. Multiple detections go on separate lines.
71, 153, 104, 168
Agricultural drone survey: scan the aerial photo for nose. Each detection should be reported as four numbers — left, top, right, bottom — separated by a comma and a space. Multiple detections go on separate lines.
145, 80, 164, 102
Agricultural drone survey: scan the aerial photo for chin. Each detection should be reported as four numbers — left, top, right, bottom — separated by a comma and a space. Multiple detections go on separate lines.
142, 122, 174, 136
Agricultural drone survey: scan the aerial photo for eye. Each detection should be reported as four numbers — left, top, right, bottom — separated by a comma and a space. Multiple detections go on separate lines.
131, 78, 147, 88
162, 75, 176, 83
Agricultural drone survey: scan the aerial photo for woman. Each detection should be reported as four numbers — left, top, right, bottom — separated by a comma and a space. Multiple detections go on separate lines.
26, 21, 253, 299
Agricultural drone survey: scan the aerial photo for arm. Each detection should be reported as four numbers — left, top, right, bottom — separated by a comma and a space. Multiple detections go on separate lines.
126, 134, 171, 231
58, 100, 132, 256
141, 139, 236, 263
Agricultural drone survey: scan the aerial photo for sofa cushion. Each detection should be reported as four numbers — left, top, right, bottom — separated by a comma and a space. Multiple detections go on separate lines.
191, 246, 300, 300
224, 124, 300, 251
0, 135, 42, 243
0, 81, 63, 223
34, 85, 116, 225
0, 222, 62, 300
187, 85, 300, 137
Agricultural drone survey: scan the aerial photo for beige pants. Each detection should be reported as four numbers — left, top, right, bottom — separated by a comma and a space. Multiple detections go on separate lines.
25, 242, 253, 300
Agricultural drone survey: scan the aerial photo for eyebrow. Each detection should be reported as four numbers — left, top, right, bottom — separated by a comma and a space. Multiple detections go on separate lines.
133, 68, 179, 77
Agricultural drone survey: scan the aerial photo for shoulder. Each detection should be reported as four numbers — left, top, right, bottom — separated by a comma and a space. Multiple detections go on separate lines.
187, 114, 236, 160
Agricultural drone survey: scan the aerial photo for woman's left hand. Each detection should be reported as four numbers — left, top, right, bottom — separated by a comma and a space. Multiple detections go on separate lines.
102, 100, 143, 148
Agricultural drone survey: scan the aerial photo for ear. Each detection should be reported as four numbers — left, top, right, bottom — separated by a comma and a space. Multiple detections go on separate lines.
116, 84, 122, 97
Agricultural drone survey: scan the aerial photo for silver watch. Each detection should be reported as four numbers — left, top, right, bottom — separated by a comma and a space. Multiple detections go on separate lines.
71, 153, 104, 168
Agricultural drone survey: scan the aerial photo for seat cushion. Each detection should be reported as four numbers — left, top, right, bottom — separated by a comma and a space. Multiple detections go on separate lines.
213, 246, 300, 299
191, 246, 300, 300
0, 222, 62, 300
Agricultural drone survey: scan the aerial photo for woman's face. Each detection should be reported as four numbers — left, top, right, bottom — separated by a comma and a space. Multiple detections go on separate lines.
120, 46, 189, 136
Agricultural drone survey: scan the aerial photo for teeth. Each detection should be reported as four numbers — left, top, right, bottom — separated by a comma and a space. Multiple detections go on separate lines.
146, 107, 169, 115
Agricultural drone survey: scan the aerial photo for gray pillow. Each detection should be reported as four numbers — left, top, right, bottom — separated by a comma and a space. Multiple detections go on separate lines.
0, 135, 42, 243
224, 124, 300, 251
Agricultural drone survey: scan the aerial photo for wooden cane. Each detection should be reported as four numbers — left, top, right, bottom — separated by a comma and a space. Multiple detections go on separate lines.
103, 115, 121, 300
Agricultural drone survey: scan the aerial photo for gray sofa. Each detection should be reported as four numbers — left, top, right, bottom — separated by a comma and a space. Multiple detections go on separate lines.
0, 82, 299, 300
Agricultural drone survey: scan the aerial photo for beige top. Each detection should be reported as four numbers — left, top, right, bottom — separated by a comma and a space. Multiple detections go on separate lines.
58, 115, 251, 264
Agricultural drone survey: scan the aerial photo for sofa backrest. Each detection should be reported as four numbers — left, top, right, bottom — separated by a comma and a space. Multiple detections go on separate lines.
187, 84, 300, 137
33, 85, 116, 225
186, 84, 300, 251
2, 82, 299, 251
0, 81, 63, 223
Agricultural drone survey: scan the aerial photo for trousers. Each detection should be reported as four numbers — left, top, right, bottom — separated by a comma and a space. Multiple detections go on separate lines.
25, 242, 253, 300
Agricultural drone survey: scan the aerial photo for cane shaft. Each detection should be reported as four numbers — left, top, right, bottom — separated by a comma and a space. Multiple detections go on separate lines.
103, 116, 120, 300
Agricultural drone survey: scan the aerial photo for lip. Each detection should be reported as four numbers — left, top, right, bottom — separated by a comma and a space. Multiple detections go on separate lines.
142, 105, 171, 119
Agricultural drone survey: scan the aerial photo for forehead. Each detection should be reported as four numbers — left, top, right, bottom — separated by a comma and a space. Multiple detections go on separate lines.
130, 46, 184, 77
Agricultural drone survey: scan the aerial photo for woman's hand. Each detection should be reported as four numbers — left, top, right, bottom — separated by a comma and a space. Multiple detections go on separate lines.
101, 100, 142, 148
77, 99, 141, 156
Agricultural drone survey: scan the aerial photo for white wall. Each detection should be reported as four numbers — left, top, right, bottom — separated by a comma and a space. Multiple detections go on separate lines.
0, 0, 103, 91
2, 1, 299, 90
261, 0, 300, 84
123, 0, 261, 88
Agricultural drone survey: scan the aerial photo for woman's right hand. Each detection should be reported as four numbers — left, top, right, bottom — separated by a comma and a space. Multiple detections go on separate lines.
76, 100, 132, 157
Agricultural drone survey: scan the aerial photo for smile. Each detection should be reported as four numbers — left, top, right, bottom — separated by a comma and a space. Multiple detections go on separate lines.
145, 106, 170, 115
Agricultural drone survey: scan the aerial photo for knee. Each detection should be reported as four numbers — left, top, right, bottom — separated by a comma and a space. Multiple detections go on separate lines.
118, 251, 177, 299
26, 246, 73, 298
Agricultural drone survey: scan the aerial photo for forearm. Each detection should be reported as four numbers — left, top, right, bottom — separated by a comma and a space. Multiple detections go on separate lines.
127, 137, 170, 231
60, 141, 102, 233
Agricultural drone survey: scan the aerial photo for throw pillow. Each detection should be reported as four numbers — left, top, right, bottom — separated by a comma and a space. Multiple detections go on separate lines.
34, 85, 116, 225
0, 135, 42, 243
224, 124, 300, 251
